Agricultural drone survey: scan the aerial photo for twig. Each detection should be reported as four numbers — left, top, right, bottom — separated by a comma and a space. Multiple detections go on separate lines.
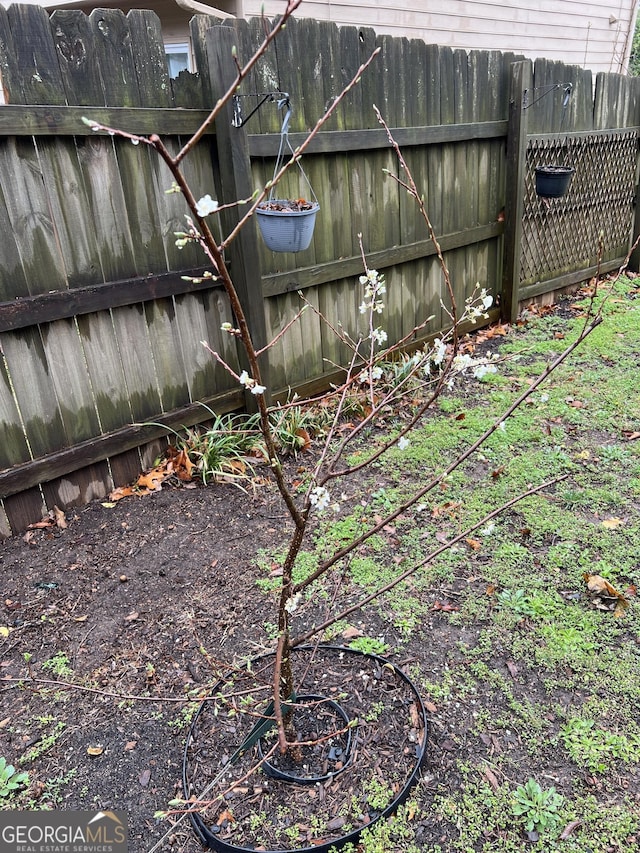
1, 675, 212, 704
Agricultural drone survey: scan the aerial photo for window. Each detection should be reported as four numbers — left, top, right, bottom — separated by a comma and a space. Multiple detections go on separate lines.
165, 43, 191, 78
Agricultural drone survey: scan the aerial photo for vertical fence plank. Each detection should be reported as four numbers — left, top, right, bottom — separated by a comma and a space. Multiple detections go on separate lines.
0, 138, 67, 296
2, 489, 45, 535
40, 319, 101, 443
49, 7, 128, 501
501, 60, 531, 321
207, 24, 270, 396
89, 8, 170, 461
0, 353, 29, 469
51, 10, 104, 105
7, 4, 65, 104
0, 328, 67, 458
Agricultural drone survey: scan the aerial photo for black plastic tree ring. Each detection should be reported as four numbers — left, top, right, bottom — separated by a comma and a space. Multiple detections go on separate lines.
182, 644, 429, 853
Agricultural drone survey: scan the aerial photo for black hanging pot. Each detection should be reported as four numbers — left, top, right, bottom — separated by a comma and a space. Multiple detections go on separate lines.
535, 165, 575, 198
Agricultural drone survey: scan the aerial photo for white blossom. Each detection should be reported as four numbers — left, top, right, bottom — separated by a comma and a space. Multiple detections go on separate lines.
284, 592, 302, 614
432, 337, 447, 366
480, 289, 493, 311
397, 436, 410, 450
372, 327, 388, 346
309, 486, 331, 512
239, 369, 266, 396
452, 353, 474, 372
358, 269, 386, 315
472, 362, 498, 379
195, 194, 219, 217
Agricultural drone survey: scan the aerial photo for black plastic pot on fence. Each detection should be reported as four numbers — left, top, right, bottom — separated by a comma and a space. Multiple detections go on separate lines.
535, 165, 575, 198
183, 644, 429, 853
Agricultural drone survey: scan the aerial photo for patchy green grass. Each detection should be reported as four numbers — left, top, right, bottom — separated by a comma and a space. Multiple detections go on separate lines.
315, 279, 640, 852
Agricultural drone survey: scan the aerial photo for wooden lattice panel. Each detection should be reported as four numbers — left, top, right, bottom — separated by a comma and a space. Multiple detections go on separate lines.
521, 130, 639, 286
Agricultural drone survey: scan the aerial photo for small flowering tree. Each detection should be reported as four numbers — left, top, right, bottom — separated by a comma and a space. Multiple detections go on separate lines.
87, 0, 606, 809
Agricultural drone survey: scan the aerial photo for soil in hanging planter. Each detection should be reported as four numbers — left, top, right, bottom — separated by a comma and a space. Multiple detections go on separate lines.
256, 198, 319, 253
259, 198, 316, 212
183, 645, 428, 853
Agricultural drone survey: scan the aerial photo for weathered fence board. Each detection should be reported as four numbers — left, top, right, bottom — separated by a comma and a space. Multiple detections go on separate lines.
0, 6, 639, 535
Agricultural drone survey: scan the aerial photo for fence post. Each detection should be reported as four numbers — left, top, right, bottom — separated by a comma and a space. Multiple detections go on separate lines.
205, 25, 271, 399
501, 60, 532, 322
629, 172, 640, 273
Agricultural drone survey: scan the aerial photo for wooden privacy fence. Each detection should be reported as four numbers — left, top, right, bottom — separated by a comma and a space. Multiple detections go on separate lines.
502, 59, 640, 317
0, 6, 639, 536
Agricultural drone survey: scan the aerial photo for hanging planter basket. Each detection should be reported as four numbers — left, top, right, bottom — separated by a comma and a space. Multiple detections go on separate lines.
256, 199, 320, 253
183, 644, 429, 853
254, 98, 320, 253
535, 165, 575, 198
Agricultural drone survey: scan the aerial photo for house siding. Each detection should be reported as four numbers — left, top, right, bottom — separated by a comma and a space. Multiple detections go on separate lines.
241, 0, 638, 73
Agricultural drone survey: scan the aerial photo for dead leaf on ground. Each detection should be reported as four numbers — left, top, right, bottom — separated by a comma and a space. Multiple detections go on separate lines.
171, 448, 195, 480
216, 809, 234, 826
295, 428, 311, 451
583, 573, 630, 617
482, 765, 500, 791
622, 430, 640, 441
108, 486, 136, 502
431, 501, 461, 519
136, 468, 166, 492
53, 506, 67, 529
465, 538, 482, 551
341, 626, 364, 640
28, 510, 62, 530
559, 820, 582, 840
602, 517, 624, 529
432, 600, 459, 612
409, 702, 421, 728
